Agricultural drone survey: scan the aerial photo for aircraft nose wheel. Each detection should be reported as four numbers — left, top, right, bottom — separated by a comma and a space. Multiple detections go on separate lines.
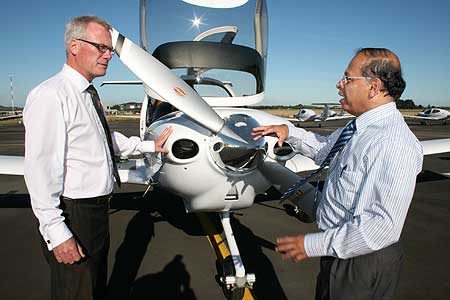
219, 255, 245, 300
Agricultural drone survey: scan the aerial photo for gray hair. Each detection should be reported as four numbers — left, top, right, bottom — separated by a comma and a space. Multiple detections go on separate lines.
64, 16, 112, 56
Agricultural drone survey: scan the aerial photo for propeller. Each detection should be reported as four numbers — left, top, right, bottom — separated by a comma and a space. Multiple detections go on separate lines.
259, 157, 318, 222
110, 28, 244, 142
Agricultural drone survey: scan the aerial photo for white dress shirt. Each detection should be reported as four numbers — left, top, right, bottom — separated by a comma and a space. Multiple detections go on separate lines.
287, 102, 423, 259
24, 64, 155, 250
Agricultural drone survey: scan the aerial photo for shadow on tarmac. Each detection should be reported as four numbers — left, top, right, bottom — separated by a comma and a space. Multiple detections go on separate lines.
106, 197, 197, 299
57, 187, 288, 300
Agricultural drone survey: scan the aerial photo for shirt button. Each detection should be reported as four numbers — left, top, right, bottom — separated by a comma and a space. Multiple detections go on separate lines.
47, 240, 51, 244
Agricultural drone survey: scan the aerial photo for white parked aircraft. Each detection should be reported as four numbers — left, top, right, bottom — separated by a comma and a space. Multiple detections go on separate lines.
0, 113, 22, 121
404, 107, 450, 124
289, 103, 354, 123
0, 1, 449, 299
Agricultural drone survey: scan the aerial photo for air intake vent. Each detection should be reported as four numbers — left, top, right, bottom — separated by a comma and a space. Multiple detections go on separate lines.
273, 142, 293, 157
172, 139, 199, 159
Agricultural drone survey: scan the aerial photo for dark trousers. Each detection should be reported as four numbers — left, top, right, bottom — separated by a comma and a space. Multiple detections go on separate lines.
41, 195, 110, 300
315, 242, 403, 300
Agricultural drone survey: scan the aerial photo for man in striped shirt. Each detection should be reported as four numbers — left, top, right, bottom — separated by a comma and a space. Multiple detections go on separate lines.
252, 48, 423, 299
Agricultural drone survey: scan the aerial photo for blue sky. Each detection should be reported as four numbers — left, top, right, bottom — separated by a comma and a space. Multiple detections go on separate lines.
1, 0, 449, 108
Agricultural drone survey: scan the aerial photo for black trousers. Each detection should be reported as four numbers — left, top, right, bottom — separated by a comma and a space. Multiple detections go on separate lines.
315, 242, 403, 300
41, 195, 111, 300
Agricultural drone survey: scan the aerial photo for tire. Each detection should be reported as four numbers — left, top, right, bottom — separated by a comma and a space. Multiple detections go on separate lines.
220, 256, 245, 300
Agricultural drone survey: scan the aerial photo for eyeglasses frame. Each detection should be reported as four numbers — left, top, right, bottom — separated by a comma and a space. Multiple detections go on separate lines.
76, 38, 115, 55
340, 75, 377, 85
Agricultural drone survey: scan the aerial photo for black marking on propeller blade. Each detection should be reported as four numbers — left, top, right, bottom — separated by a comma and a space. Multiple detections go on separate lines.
115, 34, 125, 57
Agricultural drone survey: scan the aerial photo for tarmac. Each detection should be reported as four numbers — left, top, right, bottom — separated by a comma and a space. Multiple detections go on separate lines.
0, 118, 449, 300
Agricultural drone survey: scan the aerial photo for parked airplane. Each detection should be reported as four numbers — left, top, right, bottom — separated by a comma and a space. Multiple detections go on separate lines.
287, 103, 354, 127
297, 103, 352, 121
0, 1, 449, 299
404, 107, 450, 125
0, 113, 22, 121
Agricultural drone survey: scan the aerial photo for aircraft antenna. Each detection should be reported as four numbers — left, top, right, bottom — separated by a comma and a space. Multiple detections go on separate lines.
8, 75, 15, 115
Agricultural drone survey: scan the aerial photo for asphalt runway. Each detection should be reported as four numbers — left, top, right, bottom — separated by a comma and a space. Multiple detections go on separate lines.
0, 119, 449, 300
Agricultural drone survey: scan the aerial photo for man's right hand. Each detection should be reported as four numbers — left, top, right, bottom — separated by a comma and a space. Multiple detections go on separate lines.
252, 124, 289, 146
52, 237, 85, 264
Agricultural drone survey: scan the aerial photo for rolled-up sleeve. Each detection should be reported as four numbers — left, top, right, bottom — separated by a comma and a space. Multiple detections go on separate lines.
24, 87, 73, 250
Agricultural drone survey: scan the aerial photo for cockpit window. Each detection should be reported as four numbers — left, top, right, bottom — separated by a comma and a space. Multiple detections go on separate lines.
144, 0, 267, 103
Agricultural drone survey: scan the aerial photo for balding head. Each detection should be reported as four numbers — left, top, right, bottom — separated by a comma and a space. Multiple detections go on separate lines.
356, 48, 405, 100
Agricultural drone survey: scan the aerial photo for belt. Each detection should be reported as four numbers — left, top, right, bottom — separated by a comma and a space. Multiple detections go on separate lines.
61, 194, 112, 205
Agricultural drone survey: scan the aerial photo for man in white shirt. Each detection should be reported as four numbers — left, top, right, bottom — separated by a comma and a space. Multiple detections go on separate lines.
23, 16, 172, 300
252, 48, 423, 299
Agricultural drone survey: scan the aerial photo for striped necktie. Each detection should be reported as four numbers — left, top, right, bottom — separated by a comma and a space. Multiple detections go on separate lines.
281, 119, 356, 203
86, 85, 121, 187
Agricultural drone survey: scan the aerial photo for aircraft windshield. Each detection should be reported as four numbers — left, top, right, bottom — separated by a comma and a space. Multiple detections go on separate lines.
144, 0, 268, 101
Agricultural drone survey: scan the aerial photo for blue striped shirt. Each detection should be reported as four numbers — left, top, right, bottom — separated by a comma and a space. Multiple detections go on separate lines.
287, 102, 423, 259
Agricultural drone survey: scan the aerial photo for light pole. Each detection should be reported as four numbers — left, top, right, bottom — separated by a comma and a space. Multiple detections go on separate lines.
8, 75, 15, 115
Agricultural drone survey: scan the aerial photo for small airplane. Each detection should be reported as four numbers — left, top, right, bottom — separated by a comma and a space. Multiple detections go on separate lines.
404, 107, 450, 125
1, 1, 450, 299
0, 112, 22, 121
287, 103, 354, 127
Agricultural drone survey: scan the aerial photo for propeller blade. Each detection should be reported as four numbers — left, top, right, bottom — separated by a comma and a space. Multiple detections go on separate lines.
259, 157, 317, 222
111, 28, 225, 134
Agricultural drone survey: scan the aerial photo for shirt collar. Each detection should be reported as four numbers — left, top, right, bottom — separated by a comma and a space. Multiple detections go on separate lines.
61, 64, 91, 93
355, 102, 397, 132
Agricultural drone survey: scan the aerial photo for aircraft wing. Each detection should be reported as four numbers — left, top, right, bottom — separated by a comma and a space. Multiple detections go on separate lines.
0, 155, 24, 175
1, 138, 449, 178
421, 138, 450, 155
0, 155, 153, 185
285, 117, 300, 122
404, 115, 442, 121
0, 114, 22, 121
320, 115, 354, 121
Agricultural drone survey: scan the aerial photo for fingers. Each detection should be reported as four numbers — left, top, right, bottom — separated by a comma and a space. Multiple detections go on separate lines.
251, 125, 289, 146
77, 243, 86, 258
156, 127, 173, 143
52, 237, 84, 264
275, 235, 307, 263
251, 126, 276, 138
155, 126, 173, 153
157, 146, 169, 153
53, 249, 80, 264
160, 126, 173, 139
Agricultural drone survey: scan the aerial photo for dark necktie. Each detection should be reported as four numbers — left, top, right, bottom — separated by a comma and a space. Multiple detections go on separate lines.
86, 85, 121, 187
281, 119, 356, 203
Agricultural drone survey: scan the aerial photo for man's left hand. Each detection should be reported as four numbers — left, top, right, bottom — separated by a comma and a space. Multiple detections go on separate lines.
276, 235, 308, 263
155, 126, 173, 153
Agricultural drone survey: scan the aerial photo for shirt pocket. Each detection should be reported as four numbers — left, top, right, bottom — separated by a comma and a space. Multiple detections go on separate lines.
336, 168, 360, 212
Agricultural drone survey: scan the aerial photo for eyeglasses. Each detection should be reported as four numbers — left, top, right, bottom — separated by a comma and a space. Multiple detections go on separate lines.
340, 75, 376, 85
76, 39, 115, 55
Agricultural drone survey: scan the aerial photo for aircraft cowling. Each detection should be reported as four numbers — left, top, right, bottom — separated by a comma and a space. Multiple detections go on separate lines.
145, 112, 271, 212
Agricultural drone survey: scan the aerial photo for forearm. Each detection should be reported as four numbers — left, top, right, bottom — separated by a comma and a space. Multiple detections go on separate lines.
287, 126, 340, 162
112, 131, 155, 156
